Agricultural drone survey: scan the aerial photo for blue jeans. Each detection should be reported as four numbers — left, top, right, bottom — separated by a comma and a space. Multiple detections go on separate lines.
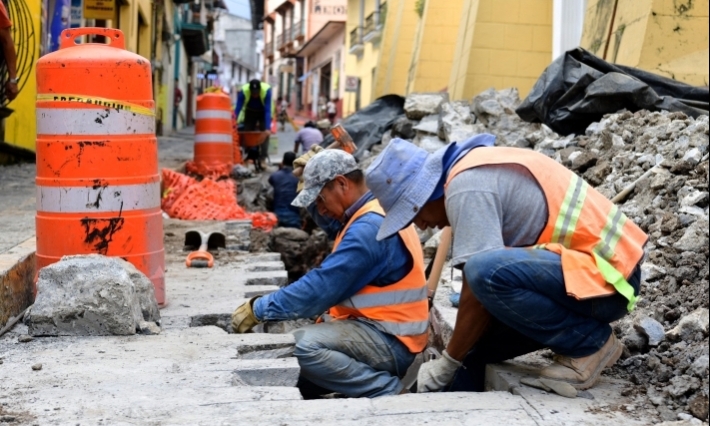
464, 248, 640, 358
292, 320, 415, 398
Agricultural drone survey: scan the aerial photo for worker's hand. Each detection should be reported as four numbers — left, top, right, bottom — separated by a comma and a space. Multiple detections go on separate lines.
293, 145, 324, 170
231, 297, 261, 333
417, 350, 461, 393
5, 81, 18, 101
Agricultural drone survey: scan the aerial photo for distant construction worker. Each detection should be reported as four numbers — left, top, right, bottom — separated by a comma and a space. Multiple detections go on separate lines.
0, 0, 19, 101
231, 150, 429, 398
236, 79, 275, 168
293, 121, 323, 154
268, 151, 301, 228
366, 135, 648, 393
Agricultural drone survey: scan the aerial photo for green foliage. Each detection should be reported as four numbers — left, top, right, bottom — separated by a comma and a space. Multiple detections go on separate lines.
415, 0, 425, 18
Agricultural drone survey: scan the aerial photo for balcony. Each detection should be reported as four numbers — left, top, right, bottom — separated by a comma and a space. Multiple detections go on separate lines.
291, 20, 305, 41
349, 27, 364, 55
265, 41, 274, 58
363, 12, 382, 43
181, 23, 209, 57
276, 32, 286, 50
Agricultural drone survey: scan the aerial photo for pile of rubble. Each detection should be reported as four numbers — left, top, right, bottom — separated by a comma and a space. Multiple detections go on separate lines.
362, 89, 709, 421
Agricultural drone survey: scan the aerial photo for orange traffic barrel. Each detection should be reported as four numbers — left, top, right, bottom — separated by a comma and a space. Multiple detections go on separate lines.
194, 92, 233, 171
35, 28, 166, 305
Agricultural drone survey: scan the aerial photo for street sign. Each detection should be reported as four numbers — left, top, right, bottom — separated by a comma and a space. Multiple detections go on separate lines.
345, 76, 359, 92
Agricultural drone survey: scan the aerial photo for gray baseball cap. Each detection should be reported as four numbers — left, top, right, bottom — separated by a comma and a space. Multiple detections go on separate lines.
291, 150, 359, 208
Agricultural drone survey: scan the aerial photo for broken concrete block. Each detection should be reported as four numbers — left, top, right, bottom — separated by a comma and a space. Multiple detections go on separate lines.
391, 116, 417, 140
28, 255, 159, 336
120, 259, 161, 323
138, 321, 161, 335
634, 317, 665, 347
244, 271, 288, 287
438, 101, 473, 140
412, 115, 440, 135
190, 313, 232, 333
445, 123, 487, 144
404, 93, 449, 120
666, 308, 709, 342
231, 358, 300, 387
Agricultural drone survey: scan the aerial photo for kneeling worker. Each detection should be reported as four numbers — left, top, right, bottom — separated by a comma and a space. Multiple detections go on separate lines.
231, 150, 429, 398
366, 136, 647, 393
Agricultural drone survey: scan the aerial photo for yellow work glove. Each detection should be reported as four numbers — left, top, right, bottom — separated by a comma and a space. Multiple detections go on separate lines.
231, 296, 261, 333
294, 145, 324, 191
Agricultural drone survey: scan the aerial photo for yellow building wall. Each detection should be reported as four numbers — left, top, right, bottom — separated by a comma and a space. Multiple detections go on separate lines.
343, 0, 381, 116
373, 0, 419, 98
5, 0, 156, 152
448, 0, 553, 100
581, 0, 709, 86
4, 0, 42, 151
406, 0, 465, 93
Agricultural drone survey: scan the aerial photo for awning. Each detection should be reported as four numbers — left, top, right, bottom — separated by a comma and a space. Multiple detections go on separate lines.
181, 23, 209, 57
295, 21, 345, 58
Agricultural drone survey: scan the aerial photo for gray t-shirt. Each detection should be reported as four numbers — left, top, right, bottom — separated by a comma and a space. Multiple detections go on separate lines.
295, 127, 324, 153
445, 164, 549, 268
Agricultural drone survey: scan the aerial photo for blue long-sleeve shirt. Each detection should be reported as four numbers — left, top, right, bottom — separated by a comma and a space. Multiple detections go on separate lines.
235, 88, 273, 129
253, 208, 413, 321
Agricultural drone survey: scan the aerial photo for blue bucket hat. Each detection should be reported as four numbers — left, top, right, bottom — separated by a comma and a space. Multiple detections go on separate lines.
365, 138, 446, 241
292, 150, 359, 208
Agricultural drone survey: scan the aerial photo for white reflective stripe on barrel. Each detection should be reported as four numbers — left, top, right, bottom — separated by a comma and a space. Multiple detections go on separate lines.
36, 108, 155, 136
37, 182, 161, 213
194, 133, 233, 144
195, 110, 233, 120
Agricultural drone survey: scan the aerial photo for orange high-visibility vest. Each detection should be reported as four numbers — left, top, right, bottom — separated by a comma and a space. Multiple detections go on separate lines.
446, 147, 648, 311
327, 200, 429, 353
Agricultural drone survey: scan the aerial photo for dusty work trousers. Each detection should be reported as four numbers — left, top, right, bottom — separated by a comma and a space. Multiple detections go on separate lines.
292, 320, 415, 398
448, 248, 640, 391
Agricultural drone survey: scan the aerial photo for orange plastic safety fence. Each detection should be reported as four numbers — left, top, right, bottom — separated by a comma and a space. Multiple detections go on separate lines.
161, 168, 197, 213
168, 178, 250, 221
251, 212, 278, 232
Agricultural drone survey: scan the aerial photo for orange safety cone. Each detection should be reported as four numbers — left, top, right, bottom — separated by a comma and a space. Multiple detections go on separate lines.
194, 92, 233, 173
35, 28, 166, 305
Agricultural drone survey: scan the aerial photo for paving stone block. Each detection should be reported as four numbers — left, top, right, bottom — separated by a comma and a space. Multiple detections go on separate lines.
245, 271, 288, 287
234, 333, 296, 359
244, 287, 280, 298
244, 253, 282, 263
231, 358, 299, 387
246, 261, 286, 272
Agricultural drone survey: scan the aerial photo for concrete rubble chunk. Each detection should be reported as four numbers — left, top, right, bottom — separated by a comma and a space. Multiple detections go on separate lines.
666, 308, 709, 342
538, 378, 578, 398
673, 219, 709, 252
417, 136, 447, 153
412, 114, 440, 135
231, 358, 300, 387
138, 321, 161, 335
391, 116, 417, 140
438, 101, 473, 140
120, 258, 161, 323
634, 316, 666, 346
28, 255, 159, 336
445, 123, 487, 144
404, 92, 449, 120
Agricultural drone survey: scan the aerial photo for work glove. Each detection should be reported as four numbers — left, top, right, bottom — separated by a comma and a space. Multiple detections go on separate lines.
294, 145, 324, 191
417, 350, 462, 393
231, 296, 261, 333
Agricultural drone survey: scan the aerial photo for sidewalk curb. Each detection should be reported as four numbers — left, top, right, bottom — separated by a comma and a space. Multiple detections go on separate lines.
0, 237, 36, 325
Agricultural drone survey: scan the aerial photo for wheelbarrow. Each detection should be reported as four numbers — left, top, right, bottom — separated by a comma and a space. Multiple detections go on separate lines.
239, 130, 271, 171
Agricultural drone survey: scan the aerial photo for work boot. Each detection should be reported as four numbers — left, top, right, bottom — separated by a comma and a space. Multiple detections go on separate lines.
539, 333, 623, 390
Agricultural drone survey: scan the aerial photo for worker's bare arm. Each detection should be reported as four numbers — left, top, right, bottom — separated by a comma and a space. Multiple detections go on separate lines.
445, 275, 491, 362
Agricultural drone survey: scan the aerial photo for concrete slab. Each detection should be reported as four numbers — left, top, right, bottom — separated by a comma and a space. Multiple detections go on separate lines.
244, 253, 282, 263
231, 358, 300, 386
244, 270, 288, 286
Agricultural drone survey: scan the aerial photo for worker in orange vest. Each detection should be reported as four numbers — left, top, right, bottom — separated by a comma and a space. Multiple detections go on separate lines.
231, 150, 429, 398
366, 135, 648, 393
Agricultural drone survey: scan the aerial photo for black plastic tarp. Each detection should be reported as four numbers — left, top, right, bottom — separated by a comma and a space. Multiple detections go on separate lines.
322, 94, 405, 160
517, 48, 709, 136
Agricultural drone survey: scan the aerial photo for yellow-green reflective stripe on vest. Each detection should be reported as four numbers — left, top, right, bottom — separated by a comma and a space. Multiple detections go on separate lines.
552, 175, 588, 247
